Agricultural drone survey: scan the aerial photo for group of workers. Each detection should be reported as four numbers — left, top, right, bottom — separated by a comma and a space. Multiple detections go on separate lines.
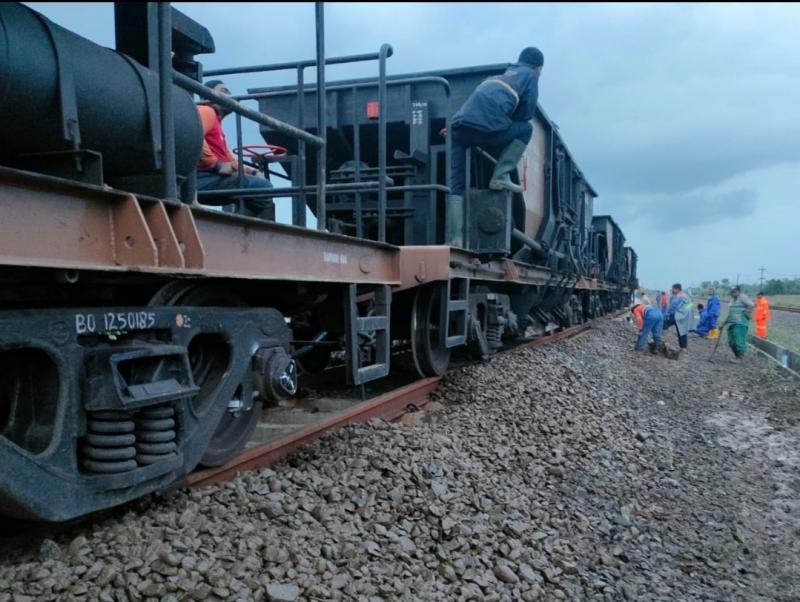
631, 285, 772, 363
631, 283, 694, 356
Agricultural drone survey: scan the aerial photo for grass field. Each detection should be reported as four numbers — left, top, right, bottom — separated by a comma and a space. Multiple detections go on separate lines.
760, 296, 800, 353
767, 294, 800, 309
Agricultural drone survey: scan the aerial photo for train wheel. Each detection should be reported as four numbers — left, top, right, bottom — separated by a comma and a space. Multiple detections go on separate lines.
410, 285, 451, 378
149, 283, 263, 467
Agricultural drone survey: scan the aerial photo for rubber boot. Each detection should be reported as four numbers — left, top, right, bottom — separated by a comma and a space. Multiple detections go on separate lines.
243, 198, 276, 221
489, 139, 526, 194
446, 194, 464, 247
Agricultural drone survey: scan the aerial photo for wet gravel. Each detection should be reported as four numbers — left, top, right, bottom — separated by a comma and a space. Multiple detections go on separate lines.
1, 317, 799, 601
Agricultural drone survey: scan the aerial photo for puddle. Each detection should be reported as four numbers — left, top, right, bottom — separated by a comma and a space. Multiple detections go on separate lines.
707, 410, 800, 468
707, 409, 800, 521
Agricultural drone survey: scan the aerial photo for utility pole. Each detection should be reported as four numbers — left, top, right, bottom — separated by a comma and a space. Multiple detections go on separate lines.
736, 273, 739, 286
759, 265, 766, 290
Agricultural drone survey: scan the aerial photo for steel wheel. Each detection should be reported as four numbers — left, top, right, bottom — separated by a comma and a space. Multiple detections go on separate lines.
149, 283, 262, 467
410, 285, 451, 378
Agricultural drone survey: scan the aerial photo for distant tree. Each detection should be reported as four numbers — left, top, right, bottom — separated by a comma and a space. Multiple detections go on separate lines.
721, 278, 730, 287
764, 279, 785, 295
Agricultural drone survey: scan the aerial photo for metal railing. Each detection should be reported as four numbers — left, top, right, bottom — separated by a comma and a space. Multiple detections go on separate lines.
187, 7, 394, 234
242, 75, 452, 242
164, 1, 452, 245
204, 46, 395, 228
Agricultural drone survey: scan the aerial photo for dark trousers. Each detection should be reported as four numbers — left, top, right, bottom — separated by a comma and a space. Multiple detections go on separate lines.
665, 315, 688, 349
196, 171, 275, 219
450, 121, 532, 195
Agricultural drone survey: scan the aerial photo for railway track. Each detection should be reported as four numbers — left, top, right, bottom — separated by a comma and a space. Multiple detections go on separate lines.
184, 312, 623, 489
773, 305, 800, 314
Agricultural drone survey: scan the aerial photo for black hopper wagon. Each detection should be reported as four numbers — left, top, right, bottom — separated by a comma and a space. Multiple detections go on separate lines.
0, 2, 636, 522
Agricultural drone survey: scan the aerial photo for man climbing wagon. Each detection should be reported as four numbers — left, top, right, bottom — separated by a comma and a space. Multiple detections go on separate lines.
446, 47, 544, 246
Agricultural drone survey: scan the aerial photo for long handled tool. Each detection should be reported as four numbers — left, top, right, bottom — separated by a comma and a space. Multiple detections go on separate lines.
708, 320, 729, 363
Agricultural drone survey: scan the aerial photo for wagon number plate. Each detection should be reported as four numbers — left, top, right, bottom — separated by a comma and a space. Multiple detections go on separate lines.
75, 311, 156, 334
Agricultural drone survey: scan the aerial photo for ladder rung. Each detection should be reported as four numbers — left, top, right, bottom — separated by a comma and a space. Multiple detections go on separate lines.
357, 363, 389, 381
448, 300, 467, 312
357, 316, 388, 332
446, 335, 466, 348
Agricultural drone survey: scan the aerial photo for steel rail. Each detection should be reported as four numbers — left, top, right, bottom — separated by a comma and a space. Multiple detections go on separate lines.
184, 309, 626, 489
772, 305, 800, 314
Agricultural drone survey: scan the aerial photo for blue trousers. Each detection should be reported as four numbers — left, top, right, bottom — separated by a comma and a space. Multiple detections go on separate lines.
196, 171, 275, 219
449, 121, 532, 195
636, 308, 664, 350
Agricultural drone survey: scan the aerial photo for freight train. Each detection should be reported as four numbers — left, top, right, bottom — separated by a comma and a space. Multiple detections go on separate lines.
0, 2, 636, 521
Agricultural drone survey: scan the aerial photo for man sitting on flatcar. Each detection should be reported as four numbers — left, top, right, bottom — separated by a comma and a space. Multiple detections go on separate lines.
446, 47, 544, 246
195, 79, 275, 220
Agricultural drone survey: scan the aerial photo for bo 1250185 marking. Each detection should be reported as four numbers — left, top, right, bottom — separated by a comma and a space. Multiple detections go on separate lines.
75, 311, 157, 334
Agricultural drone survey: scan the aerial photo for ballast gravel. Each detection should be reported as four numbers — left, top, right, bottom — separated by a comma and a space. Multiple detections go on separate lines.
1, 317, 799, 601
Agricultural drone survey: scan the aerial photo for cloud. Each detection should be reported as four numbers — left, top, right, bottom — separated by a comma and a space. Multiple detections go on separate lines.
615, 188, 758, 232
597, 162, 800, 290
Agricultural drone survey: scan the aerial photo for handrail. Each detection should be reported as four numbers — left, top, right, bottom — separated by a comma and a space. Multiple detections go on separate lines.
235, 75, 449, 101
203, 49, 394, 77
173, 71, 325, 148
197, 183, 450, 202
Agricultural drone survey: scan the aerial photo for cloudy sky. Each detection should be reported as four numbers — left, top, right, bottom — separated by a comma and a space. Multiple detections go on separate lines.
27, 2, 800, 291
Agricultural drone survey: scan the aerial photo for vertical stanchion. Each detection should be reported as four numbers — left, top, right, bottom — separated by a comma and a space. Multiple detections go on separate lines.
377, 44, 389, 242
157, 3, 177, 200
235, 112, 244, 190
296, 66, 307, 227
353, 85, 363, 238
315, 2, 327, 231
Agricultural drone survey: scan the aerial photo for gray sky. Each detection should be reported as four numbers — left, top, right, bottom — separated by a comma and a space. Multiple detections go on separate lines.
27, 2, 800, 291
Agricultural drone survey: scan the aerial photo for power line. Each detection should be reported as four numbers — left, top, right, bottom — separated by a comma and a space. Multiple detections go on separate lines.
766, 270, 800, 279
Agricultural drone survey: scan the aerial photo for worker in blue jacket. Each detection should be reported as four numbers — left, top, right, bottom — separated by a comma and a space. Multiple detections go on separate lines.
446, 47, 544, 246
693, 287, 720, 336
706, 287, 721, 328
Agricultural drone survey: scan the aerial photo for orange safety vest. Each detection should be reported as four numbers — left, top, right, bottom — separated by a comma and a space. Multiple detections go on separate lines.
754, 297, 770, 324
632, 304, 647, 331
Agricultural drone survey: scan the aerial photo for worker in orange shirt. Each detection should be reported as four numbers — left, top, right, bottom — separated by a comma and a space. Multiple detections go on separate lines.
754, 291, 771, 338
196, 80, 274, 219
631, 302, 664, 352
